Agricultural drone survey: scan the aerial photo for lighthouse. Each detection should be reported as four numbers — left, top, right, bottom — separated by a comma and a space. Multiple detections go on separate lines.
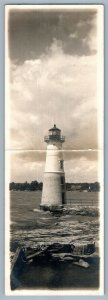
40, 124, 66, 211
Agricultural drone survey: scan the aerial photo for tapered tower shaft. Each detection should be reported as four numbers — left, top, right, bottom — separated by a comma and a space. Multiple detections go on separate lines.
40, 124, 66, 211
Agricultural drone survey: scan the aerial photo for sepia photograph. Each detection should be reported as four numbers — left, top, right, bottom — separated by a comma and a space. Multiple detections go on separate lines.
5, 4, 104, 295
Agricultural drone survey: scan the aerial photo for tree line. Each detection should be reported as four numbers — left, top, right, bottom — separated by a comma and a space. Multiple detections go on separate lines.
9, 181, 100, 192
9, 181, 43, 191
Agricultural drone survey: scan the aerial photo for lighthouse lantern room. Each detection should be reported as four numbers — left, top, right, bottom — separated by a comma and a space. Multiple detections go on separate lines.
40, 124, 66, 211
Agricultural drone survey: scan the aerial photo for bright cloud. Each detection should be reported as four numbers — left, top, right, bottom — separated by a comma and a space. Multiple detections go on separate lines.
10, 150, 99, 183
7, 39, 98, 153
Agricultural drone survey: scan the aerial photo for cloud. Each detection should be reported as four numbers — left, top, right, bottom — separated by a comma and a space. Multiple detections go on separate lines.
10, 150, 99, 183
10, 149, 98, 164
7, 39, 98, 153
10, 152, 44, 183
7, 8, 100, 182
9, 9, 97, 63
65, 157, 98, 183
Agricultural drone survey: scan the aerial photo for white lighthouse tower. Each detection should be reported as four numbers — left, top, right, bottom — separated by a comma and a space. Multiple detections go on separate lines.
40, 124, 66, 211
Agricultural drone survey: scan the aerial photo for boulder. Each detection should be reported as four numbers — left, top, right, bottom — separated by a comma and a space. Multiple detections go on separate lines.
47, 243, 73, 253
73, 259, 90, 268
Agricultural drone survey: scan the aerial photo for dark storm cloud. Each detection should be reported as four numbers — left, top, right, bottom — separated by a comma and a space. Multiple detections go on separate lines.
8, 8, 97, 63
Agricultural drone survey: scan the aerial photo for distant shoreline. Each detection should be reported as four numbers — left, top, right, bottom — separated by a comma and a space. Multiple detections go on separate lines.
9, 181, 100, 192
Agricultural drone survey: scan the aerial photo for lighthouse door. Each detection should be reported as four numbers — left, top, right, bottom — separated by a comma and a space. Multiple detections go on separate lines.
62, 192, 65, 204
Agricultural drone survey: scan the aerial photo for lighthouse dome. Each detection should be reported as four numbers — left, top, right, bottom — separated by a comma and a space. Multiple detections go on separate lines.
44, 124, 65, 143
49, 124, 61, 135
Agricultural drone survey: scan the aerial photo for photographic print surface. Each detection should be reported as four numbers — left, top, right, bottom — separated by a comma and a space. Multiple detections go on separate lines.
5, 4, 104, 295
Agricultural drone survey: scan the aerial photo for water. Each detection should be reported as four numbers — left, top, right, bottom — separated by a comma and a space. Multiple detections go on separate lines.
10, 191, 100, 290
15, 257, 99, 290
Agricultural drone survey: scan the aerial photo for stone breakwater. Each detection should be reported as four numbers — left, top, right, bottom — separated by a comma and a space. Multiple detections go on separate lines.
11, 242, 97, 290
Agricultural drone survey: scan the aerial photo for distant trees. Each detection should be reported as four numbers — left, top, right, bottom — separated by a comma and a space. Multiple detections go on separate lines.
9, 181, 100, 192
9, 181, 43, 191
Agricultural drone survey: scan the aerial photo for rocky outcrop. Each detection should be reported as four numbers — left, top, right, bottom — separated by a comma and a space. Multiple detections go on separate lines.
11, 242, 96, 271
11, 242, 96, 290
25, 242, 95, 258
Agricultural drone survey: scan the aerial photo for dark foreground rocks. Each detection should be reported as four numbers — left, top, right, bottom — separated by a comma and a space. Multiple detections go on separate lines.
11, 242, 97, 290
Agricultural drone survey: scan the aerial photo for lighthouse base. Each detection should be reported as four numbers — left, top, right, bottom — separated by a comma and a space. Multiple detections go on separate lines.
40, 204, 63, 212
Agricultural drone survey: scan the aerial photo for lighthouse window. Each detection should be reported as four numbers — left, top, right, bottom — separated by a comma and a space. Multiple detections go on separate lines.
60, 160, 64, 169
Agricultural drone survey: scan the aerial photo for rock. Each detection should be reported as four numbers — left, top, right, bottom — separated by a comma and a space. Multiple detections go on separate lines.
73, 259, 90, 268
11, 242, 95, 276
25, 242, 95, 261
72, 243, 95, 256
47, 243, 72, 253
51, 253, 75, 262
26, 245, 48, 260
84, 243, 95, 255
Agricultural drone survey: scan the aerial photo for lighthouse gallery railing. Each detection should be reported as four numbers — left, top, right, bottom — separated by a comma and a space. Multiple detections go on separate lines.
44, 135, 65, 142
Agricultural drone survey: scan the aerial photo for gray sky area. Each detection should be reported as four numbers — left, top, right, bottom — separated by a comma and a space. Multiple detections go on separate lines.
6, 6, 102, 182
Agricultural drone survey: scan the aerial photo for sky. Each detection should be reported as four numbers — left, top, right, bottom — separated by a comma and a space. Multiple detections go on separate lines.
6, 6, 102, 183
